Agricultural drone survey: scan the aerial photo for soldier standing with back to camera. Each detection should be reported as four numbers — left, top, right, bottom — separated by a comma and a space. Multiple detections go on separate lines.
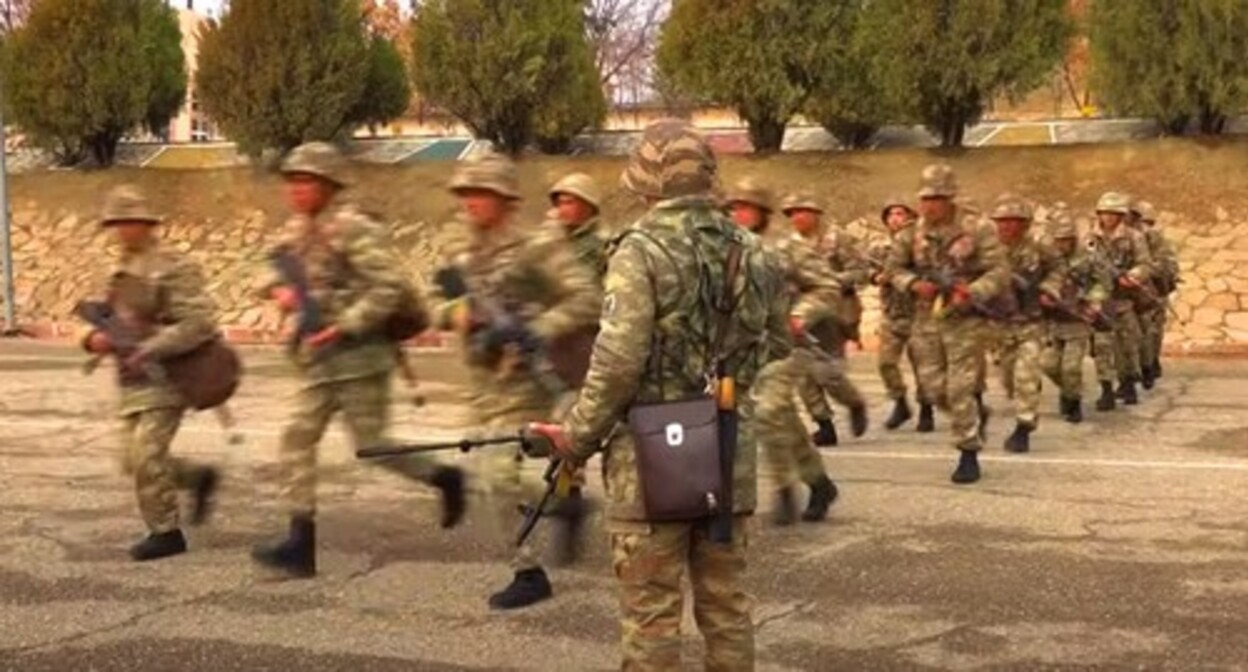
251, 143, 465, 579
530, 120, 790, 671
886, 165, 1009, 484
80, 185, 223, 561
1087, 191, 1153, 407
436, 152, 601, 609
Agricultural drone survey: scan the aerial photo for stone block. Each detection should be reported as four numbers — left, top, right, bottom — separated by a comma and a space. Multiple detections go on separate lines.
1226, 312, 1248, 332
1191, 307, 1224, 327
1201, 293, 1239, 311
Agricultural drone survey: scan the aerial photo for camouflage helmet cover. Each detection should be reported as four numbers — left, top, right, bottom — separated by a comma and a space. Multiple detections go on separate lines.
725, 177, 775, 212
100, 185, 161, 226
880, 194, 916, 222
449, 151, 522, 200
281, 142, 348, 187
1095, 191, 1131, 215
1132, 199, 1157, 222
620, 119, 718, 199
780, 191, 823, 214
1049, 213, 1078, 239
989, 193, 1034, 222
549, 172, 602, 210
917, 164, 958, 198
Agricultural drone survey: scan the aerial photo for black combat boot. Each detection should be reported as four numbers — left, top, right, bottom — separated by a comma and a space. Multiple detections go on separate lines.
189, 466, 220, 526
547, 487, 586, 568
130, 529, 187, 562
884, 398, 913, 430
916, 403, 936, 433
1119, 378, 1139, 405
431, 466, 466, 529
1140, 365, 1156, 390
849, 405, 869, 437
975, 393, 991, 441
951, 450, 981, 485
1004, 422, 1033, 454
1096, 382, 1116, 412
252, 515, 316, 578
1153, 359, 1163, 379
801, 476, 839, 522
488, 568, 553, 610
1067, 398, 1083, 424
772, 487, 798, 526
811, 418, 838, 447
1058, 397, 1070, 416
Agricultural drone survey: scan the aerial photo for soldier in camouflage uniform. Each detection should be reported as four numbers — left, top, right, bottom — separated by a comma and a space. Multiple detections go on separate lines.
796, 199, 870, 446
728, 185, 839, 525
1087, 192, 1153, 407
437, 152, 602, 609
1128, 200, 1178, 386
549, 172, 608, 279
987, 195, 1064, 453
529, 119, 787, 672
871, 196, 937, 432
81, 186, 222, 561
886, 165, 1010, 484
1040, 214, 1111, 423
251, 143, 465, 579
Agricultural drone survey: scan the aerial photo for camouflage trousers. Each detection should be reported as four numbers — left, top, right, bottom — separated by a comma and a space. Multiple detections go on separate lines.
475, 409, 550, 572
1139, 304, 1164, 370
279, 373, 438, 517
611, 516, 752, 671
752, 356, 828, 490
1042, 321, 1090, 399
910, 317, 992, 451
878, 320, 928, 403
1108, 301, 1144, 381
1091, 329, 1117, 384
120, 407, 209, 533
798, 331, 866, 421
996, 321, 1045, 427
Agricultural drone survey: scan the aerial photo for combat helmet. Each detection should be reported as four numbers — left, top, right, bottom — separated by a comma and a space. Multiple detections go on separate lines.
917, 164, 958, 199
1095, 191, 1131, 215
100, 185, 162, 226
549, 172, 602, 211
620, 119, 718, 199
780, 192, 824, 215
281, 142, 349, 188
725, 177, 775, 212
449, 152, 521, 200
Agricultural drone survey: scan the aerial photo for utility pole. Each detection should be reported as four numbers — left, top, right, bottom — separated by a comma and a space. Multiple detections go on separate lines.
0, 101, 16, 336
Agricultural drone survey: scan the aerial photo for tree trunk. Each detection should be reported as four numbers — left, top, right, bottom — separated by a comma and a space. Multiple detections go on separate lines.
745, 114, 786, 153
825, 119, 878, 150
1160, 115, 1190, 136
1198, 106, 1227, 135
87, 132, 119, 168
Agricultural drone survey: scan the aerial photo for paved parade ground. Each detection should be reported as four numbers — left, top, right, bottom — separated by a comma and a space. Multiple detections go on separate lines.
1, 342, 1247, 671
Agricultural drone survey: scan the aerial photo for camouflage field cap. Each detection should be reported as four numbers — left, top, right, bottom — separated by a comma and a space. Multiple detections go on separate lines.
725, 177, 775, 212
917, 164, 958, 199
880, 194, 916, 222
1049, 214, 1078, 239
780, 191, 823, 215
549, 172, 602, 210
620, 119, 717, 199
1095, 191, 1131, 215
1131, 199, 1157, 222
100, 185, 161, 226
450, 151, 521, 200
989, 193, 1034, 222
280, 142, 348, 188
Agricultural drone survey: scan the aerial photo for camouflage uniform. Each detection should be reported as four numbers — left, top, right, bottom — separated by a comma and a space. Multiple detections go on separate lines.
83, 186, 221, 558
1130, 200, 1177, 384
988, 195, 1064, 452
1087, 192, 1153, 404
886, 165, 1010, 483
561, 121, 790, 671
440, 153, 602, 605
1041, 215, 1111, 421
550, 172, 609, 280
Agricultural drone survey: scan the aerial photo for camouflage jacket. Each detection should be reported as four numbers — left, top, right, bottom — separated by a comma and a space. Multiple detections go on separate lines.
869, 228, 918, 326
439, 225, 602, 422
1003, 238, 1065, 323
886, 209, 1010, 324
87, 244, 218, 414
567, 217, 609, 282
817, 227, 868, 328
1048, 246, 1112, 327
563, 196, 791, 522
766, 232, 841, 327
1142, 226, 1179, 292
262, 203, 406, 385
1086, 224, 1153, 301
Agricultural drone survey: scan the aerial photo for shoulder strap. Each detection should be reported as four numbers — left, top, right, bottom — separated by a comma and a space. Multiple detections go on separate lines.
709, 242, 743, 378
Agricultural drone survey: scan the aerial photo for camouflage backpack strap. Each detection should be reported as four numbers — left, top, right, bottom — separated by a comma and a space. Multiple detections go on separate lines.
708, 241, 744, 382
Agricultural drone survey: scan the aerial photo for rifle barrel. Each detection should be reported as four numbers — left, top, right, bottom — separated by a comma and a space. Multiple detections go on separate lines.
356, 434, 523, 459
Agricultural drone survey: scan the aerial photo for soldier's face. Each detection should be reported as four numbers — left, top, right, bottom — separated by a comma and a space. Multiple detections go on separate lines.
918, 196, 953, 222
1097, 212, 1122, 230
729, 203, 765, 231
1054, 237, 1077, 255
786, 209, 820, 236
283, 175, 334, 215
111, 221, 155, 251
554, 193, 595, 228
884, 206, 912, 232
994, 218, 1028, 245
457, 189, 509, 230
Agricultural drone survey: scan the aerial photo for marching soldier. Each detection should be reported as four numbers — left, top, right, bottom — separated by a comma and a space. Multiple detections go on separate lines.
871, 196, 936, 432
549, 172, 608, 280
886, 165, 1010, 484
438, 152, 602, 609
529, 119, 788, 672
80, 185, 223, 561
799, 200, 871, 446
1087, 192, 1153, 406
1128, 199, 1178, 385
732, 185, 840, 525
251, 143, 465, 578
988, 195, 1064, 453
1041, 214, 1111, 423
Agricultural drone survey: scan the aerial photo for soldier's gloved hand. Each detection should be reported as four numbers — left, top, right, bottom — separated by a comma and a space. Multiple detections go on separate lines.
271, 286, 300, 313
1039, 293, 1058, 308
525, 422, 576, 461
949, 283, 973, 308
85, 331, 113, 355
912, 280, 939, 300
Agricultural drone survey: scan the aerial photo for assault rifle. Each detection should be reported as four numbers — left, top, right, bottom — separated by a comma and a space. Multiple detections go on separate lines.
1041, 291, 1113, 331
269, 246, 328, 356
917, 270, 1013, 321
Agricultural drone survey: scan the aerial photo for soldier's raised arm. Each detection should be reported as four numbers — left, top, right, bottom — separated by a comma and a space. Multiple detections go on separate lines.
786, 239, 840, 326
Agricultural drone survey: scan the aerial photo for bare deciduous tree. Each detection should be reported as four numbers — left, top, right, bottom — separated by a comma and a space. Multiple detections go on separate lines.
586, 0, 667, 104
